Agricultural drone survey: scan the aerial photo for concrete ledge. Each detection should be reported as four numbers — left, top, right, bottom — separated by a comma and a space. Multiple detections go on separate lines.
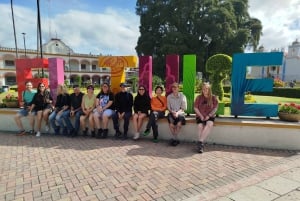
1, 108, 300, 150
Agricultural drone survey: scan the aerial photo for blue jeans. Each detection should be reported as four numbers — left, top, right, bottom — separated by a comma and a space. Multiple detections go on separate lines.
62, 110, 83, 132
49, 110, 70, 132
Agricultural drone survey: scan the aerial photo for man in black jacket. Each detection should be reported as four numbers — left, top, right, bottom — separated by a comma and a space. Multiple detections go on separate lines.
112, 83, 133, 140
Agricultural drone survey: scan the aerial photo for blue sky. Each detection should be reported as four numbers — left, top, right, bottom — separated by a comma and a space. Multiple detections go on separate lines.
0, 0, 299, 55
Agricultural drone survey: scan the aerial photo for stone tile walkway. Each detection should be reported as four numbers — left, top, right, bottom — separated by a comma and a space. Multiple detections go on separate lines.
0, 132, 299, 201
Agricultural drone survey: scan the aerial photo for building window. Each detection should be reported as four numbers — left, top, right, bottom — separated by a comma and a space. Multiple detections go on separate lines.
5, 60, 14, 67
102, 67, 107, 71
81, 64, 86, 70
92, 64, 97, 70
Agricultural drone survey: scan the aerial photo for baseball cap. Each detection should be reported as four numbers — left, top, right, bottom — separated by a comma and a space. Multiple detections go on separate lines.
120, 83, 128, 87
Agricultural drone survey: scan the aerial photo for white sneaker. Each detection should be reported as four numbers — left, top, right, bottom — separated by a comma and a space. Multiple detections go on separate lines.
45, 125, 50, 132
36, 131, 41, 137
133, 132, 140, 140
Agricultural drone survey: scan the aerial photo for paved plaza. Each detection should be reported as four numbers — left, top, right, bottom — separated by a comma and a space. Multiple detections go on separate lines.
0, 132, 300, 201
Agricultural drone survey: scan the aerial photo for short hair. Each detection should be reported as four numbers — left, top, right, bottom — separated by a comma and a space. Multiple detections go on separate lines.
155, 85, 164, 92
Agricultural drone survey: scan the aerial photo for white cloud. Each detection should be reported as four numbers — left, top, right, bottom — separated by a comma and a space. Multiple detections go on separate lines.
1, 1, 300, 56
0, 3, 140, 55
249, 0, 300, 52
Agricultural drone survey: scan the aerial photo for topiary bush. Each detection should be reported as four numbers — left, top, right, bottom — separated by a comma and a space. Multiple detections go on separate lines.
206, 54, 232, 101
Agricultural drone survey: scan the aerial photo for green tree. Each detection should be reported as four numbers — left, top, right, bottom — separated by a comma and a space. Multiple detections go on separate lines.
135, 0, 262, 79
206, 54, 232, 101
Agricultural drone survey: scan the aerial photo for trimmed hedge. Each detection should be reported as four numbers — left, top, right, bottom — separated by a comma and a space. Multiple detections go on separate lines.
222, 86, 300, 98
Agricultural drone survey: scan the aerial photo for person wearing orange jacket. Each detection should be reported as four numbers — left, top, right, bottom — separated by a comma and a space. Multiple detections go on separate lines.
143, 86, 167, 142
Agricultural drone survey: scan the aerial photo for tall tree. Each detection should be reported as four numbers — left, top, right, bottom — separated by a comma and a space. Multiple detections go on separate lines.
135, 0, 262, 80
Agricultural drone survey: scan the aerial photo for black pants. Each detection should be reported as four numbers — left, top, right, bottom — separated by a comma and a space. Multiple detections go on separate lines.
146, 111, 165, 139
112, 111, 132, 134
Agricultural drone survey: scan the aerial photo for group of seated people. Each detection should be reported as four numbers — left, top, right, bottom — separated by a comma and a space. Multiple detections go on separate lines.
14, 81, 218, 153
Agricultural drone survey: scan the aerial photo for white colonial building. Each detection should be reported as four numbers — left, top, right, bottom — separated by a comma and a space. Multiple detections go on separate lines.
250, 39, 300, 82
0, 38, 137, 87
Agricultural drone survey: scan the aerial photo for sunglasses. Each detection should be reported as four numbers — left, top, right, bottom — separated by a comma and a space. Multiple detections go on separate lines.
138, 88, 145, 91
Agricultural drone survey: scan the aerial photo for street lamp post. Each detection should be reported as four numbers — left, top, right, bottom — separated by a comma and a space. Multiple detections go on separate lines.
68, 49, 71, 86
22, 32, 26, 57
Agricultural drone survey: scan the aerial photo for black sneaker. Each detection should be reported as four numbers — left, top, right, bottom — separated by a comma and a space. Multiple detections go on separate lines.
169, 139, 179, 146
143, 128, 151, 136
197, 141, 204, 153
173, 140, 180, 146
91, 130, 96, 138
82, 128, 88, 137
122, 133, 128, 140
114, 130, 122, 139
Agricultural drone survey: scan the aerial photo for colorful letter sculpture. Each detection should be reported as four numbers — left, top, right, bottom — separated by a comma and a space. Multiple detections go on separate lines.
15, 58, 49, 103
99, 56, 138, 94
183, 55, 196, 114
48, 58, 65, 103
139, 56, 152, 96
231, 52, 283, 117
15, 58, 64, 104
165, 54, 179, 96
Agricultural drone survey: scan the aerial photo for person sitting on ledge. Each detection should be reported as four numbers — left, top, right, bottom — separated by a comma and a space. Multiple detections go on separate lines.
62, 85, 84, 137
14, 81, 36, 136
143, 85, 167, 143
29, 83, 53, 137
112, 83, 133, 140
132, 85, 151, 140
167, 82, 187, 146
49, 84, 70, 135
80, 85, 96, 137
194, 82, 218, 153
93, 82, 115, 139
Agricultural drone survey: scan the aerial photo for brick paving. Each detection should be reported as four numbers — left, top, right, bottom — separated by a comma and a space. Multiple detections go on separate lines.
0, 132, 299, 201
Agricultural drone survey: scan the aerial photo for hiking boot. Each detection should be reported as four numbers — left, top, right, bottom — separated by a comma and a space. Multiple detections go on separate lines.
97, 129, 103, 139
82, 128, 88, 137
143, 128, 151, 136
91, 130, 96, 138
102, 129, 108, 139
